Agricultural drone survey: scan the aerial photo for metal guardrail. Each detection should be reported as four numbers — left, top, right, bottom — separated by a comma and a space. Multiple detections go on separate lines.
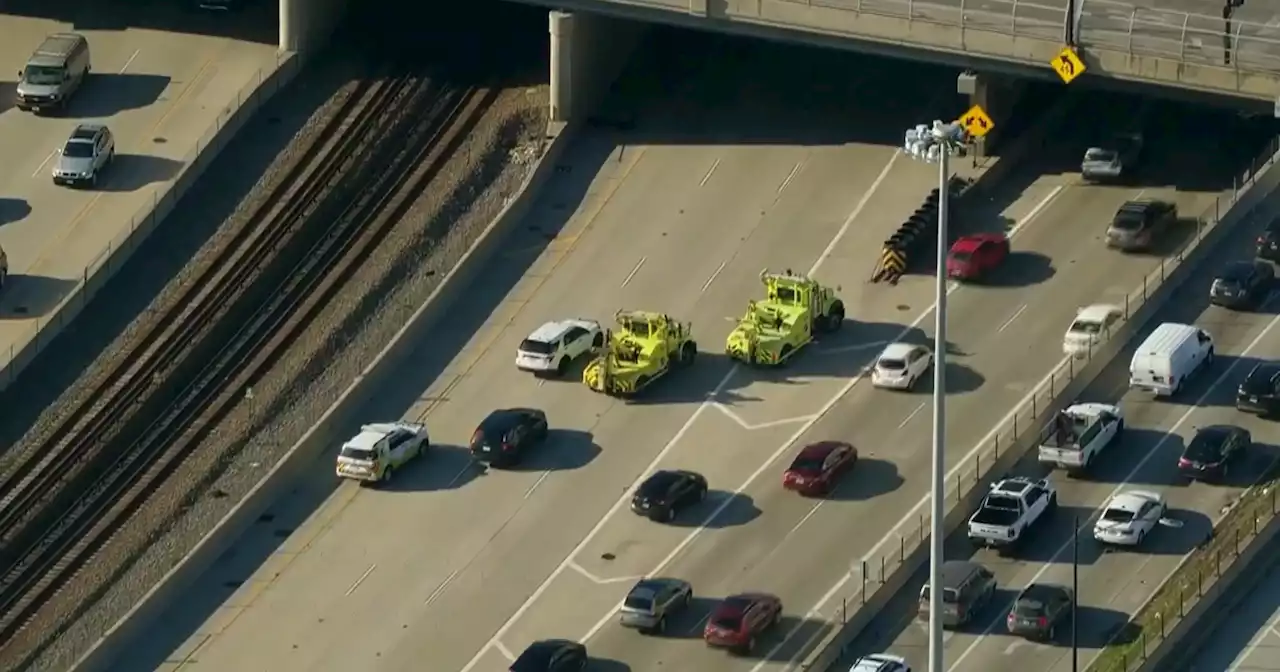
797, 131, 1280, 669
775, 0, 1280, 80
0, 51, 300, 393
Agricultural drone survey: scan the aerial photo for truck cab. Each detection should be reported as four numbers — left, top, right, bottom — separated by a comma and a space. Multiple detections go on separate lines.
967, 477, 1057, 551
583, 310, 696, 396
1037, 403, 1124, 474
725, 269, 844, 366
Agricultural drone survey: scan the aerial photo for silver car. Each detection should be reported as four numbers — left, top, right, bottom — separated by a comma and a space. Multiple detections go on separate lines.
53, 124, 114, 188
617, 577, 692, 634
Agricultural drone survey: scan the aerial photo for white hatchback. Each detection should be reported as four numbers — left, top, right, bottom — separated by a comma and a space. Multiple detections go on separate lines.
516, 318, 603, 376
871, 343, 932, 391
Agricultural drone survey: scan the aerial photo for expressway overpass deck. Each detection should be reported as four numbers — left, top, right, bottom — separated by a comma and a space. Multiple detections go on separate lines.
841, 164, 1280, 671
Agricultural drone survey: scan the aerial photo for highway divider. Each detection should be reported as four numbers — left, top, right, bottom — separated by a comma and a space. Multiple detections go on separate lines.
800, 134, 1280, 671
0, 52, 303, 395
69, 119, 581, 672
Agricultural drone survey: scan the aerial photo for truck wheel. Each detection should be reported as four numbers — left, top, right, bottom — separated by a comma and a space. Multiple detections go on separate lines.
593, 332, 604, 348
655, 616, 666, 634
679, 341, 697, 367
826, 302, 846, 332
1048, 494, 1059, 513
1117, 419, 1125, 433
556, 357, 569, 376
780, 344, 794, 364
381, 466, 394, 484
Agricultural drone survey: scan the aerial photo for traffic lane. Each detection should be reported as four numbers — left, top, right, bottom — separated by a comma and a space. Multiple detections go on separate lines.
1190, 550, 1280, 672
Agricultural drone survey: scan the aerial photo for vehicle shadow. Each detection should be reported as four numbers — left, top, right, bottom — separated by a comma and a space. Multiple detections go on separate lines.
0, 275, 78, 318
1082, 427, 1187, 486
588, 658, 633, 672
0, 80, 13, 116
739, 614, 834, 662
72, 73, 171, 117
915, 361, 986, 396
980, 251, 1056, 289
503, 428, 601, 473
101, 155, 183, 192
1073, 606, 1141, 648
669, 491, 761, 529
379, 445, 480, 492
980, 505, 1104, 565
654, 595, 722, 639
1132, 217, 1205, 259
828, 458, 904, 501
0, 198, 31, 226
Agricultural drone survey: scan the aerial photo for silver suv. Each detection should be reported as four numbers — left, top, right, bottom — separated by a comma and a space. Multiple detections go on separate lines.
617, 577, 692, 634
53, 124, 114, 188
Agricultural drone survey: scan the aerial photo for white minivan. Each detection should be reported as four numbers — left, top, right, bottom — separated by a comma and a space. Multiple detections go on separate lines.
1129, 323, 1214, 397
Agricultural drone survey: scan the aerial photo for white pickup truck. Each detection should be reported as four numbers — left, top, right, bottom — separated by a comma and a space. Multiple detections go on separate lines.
1037, 403, 1124, 474
967, 477, 1058, 551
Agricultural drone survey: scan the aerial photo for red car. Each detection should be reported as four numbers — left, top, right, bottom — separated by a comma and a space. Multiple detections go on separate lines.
703, 593, 783, 654
946, 232, 1009, 280
782, 441, 857, 496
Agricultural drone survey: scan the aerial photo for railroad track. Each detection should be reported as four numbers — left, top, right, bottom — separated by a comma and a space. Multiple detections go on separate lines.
0, 63, 495, 659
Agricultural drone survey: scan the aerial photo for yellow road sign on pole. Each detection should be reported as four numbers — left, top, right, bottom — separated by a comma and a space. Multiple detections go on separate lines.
1052, 46, 1085, 84
959, 104, 994, 138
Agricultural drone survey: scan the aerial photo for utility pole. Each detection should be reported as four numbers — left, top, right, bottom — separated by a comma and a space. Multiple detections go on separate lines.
1072, 514, 1080, 672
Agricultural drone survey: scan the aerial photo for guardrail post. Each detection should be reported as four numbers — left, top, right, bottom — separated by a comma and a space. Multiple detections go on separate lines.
861, 560, 867, 598
880, 554, 886, 581
1013, 413, 1018, 437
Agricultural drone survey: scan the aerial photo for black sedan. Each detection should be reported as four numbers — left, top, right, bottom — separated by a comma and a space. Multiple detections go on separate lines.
1258, 219, 1280, 262
1238, 363, 1280, 416
1005, 583, 1074, 641
631, 469, 708, 522
510, 639, 587, 671
470, 408, 548, 467
1179, 425, 1250, 482
1210, 260, 1274, 309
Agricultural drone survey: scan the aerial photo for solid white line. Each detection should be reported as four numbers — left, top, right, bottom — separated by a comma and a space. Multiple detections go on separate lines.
522, 471, 551, 500
787, 503, 825, 537
621, 257, 645, 287
119, 48, 140, 74
423, 569, 458, 606
818, 340, 890, 356
810, 152, 900, 275
778, 161, 802, 193
748, 415, 820, 431
700, 157, 721, 187
344, 564, 376, 596
446, 462, 474, 488
898, 402, 926, 429
997, 305, 1027, 333
493, 641, 515, 661
1008, 185, 1064, 239
31, 150, 57, 178
713, 402, 752, 429
949, 306, 1280, 672
702, 260, 728, 293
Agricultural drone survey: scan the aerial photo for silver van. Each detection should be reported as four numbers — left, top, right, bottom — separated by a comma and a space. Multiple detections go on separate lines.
917, 560, 997, 628
16, 33, 91, 113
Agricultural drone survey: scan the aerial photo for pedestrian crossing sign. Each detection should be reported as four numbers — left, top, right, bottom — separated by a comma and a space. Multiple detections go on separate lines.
959, 104, 995, 139
1052, 46, 1085, 84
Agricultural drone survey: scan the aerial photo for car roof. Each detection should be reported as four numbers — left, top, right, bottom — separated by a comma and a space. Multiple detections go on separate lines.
879, 342, 921, 359
851, 654, 908, 672
343, 428, 386, 451
797, 441, 844, 460
527, 319, 596, 343
479, 409, 530, 432
716, 593, 769, 616
1195, 424, 1238, 439
632, 577, 684, 593
1247, 362, 1280, 380
1107, 490, 1160, 512
642, 470, 686, 487
991, 477, 1038, 496
514, 639, 576, 663
1019, 583, 1069, 601
1075, 304, 1122, 323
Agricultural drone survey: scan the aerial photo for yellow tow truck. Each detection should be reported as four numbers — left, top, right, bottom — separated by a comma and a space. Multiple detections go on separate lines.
583, 310, 697, 396
725, 269, 844, 366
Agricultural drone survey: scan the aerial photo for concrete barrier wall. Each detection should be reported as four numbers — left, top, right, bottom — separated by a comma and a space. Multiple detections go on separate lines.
802, 140, 1280, 671
550, 12, 648, 123
0, 53, 303, 396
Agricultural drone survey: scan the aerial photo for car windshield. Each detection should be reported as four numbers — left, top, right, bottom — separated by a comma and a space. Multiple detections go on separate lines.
920, 586, 959, 603
1101, 507, 1135, 523
1069, 319, 1101, 335
878, 358, 907, 371
1111, 214, 1144, 231
1086, 148, 1118, 162
519, 338, 554, 355
790, 456, 825, 472
340, 446, 375, 461
624, 595, 653, 611
1243, 369, 1279, 394
638, 474, 677, 497
985, 494, 1021, 510
949, 251, 972, 262
62, 142, 93, 158
1013, 599, 1046, 617
23, 65, 63, 85
712, 613, 742, 630
1186, 432, 1227, 461
1220, 262, 1254, 282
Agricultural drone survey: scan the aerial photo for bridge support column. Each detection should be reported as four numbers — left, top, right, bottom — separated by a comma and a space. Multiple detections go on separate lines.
280, 0, 348, 53
959, 72, 1023, 158
549, 11, 646, 123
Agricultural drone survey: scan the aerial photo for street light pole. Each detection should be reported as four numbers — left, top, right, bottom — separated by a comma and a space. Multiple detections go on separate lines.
1072, 514, 1080, 672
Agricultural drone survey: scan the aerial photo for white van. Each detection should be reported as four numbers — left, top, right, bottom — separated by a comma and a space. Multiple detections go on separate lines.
1129, 323, 1214, 397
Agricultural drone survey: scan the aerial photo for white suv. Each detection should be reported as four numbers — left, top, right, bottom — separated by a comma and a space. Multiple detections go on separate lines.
850, 653, 911, 672
516, 318, 603, 376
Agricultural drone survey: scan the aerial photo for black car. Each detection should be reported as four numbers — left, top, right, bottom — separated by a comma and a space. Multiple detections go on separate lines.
1258, 219, 1280, 262
1179, 425, 1250, 481
1105, 200, 1176, 251
1005, 583, 1074, 641
470, 408, 548, 467
631, 469, 708, 522
1238, 363, 1280, 416
510, 639, 587, 672
1211, 260, 1274, 309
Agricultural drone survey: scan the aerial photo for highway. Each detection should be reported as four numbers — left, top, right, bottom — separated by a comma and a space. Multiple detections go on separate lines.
0, 6, 277, 371
1189, 546, 1280, 671
840, 175, 1280, 671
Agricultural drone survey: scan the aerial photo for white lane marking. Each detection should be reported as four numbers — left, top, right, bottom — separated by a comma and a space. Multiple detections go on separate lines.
344, 564, 376, 597
567, 560, 644, 586
522, 471, 551, 500
997, 304, 1027, 333
751, 178, 1067, 671
787, 502, 825, 537
493, 641, 515, 661
700, 157, 721, 187
621, 257, 645, 288
458, 148, 899, 672
712, 403, 817, 431
119, 48, 140, 74
702, 260, 727, 293
898, 402, 926, 429
688, 611, 713, 634
423, 569, 458, 606
1003, 639, 1026, 655
778, 161, 803, 193
949, 305, 1280, 672
31, 150, 57, 178
446, 462, 474, 488
817, 340, 890, 356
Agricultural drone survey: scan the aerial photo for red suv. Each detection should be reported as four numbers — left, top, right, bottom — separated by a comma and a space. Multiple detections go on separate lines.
946, 232, 1009, 281
703, 593, 783, 654
783, 441, 857, 496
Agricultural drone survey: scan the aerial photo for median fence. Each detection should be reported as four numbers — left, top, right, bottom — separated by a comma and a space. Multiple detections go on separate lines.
0, 51, 302, 395
800, 132, 1280, 671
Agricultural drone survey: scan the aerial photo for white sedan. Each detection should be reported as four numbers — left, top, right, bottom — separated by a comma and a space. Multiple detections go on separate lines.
1094, 490, 1166, 546
871, 343, 932, 391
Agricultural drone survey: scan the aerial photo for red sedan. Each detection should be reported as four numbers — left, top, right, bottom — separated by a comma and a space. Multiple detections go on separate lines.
703, 592, 783, 654
783, 441, 857, 496
946, 232, 1009, 281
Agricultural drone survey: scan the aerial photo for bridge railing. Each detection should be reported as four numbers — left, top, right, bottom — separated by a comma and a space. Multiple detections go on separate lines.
793, 0, 1280, 79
